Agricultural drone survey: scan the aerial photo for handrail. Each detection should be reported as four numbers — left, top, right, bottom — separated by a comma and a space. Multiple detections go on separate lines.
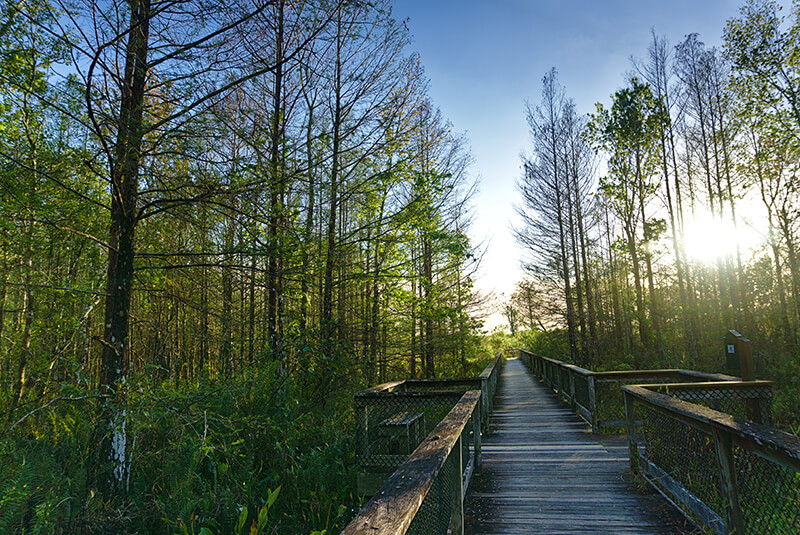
347, 350, 505, 534
360, 380, 406, 394
342, 390, 482, 535
623, 384, 800, 534
478, 351, 504, 417
514, 349, 771, 431
514, 348, 787, 533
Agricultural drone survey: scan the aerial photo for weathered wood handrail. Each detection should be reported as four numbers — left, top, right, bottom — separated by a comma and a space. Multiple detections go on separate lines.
514, 349, 769, 431
343, 390, 482, 535
623, 384, 800, 534
635, 380, 774, 424
347, 351, 504, 533
515, 348, 789, 533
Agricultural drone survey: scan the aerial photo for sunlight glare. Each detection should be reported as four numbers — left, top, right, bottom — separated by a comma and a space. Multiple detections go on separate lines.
683, 212, 760, 264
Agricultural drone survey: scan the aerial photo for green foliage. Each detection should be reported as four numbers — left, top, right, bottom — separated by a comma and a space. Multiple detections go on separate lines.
0, 395, 94, 534
509, 329, 569, 362
0, 0, 483, 532
479, 328, 567, 362
0, 358, 364, 535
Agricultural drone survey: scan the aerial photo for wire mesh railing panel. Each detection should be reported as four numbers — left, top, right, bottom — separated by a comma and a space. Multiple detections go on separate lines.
573, 373, 590, 409
559, 367, 570, 399
405, 448, 458, 535
735, 445, 800, 533
595, 374, 683, 428
345, 389, 481, 535
638, 404, 724, 518
356, 393, 464, 469
546, 363, 556, 388
626, 384, 800, 535
656, 384, 773, 424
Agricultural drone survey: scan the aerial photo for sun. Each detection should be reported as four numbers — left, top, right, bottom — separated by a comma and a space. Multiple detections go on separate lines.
682, 212, 761, 264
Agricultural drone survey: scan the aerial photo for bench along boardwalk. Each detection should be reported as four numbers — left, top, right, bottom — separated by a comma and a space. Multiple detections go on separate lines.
464, 358, 678, 534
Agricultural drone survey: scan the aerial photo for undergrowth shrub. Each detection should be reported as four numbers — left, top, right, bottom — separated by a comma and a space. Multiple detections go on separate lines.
0, 357, 362, 534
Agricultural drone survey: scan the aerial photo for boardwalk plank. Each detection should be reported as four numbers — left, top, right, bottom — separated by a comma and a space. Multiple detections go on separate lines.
464, 358, 693, 534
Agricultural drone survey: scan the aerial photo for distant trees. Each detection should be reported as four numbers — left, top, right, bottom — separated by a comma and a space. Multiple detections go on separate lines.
516, 0, 800, 391
515, 69, 595, 366
725, 0, 800, 343
590, 77, 664, 358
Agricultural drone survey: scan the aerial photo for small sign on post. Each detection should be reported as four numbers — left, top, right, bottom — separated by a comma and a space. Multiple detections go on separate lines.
724, 329, 761, 422
724, 330, 755, 381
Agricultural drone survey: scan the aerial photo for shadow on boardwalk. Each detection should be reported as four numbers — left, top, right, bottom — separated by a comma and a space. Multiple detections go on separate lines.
464, 358, 699, 535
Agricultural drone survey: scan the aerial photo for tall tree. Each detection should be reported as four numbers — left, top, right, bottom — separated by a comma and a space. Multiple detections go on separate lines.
26, 0, 339, 497
515, 69, 581, 362
590, 78, 664, 356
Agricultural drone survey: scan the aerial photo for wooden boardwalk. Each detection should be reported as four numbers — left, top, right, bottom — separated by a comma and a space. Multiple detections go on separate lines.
464, 358, 691, 535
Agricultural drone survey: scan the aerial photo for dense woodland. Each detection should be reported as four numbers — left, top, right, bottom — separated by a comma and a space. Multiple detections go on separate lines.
512, 0, 800, 432
3, 0, 800, 532
0, 0, 489, 532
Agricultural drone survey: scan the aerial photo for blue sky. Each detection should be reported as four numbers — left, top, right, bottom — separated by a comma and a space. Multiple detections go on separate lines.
389, 0, 761, 329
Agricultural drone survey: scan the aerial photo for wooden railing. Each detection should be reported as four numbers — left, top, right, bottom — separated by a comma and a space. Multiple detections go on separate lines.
515, 348, 796, 534
515, 349, 772, 431
623, 384, 800, 534
343, 351, 504, 535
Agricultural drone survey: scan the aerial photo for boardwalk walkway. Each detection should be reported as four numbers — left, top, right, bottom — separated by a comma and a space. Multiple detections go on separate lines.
464, 358, 688, 534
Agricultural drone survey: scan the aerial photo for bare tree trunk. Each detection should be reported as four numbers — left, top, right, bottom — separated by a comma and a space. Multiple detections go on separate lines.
321, 12, 342, 351
299, 91, 316, 334
626, 223, 649, 350
567, 181, 587, 364
549, 121, 578, 361
368, 192, 387, 386
771, 239, 792, 343
0, 257, 7, 369
422, 235, 435, 378
199, 210, 208, 385
96, 0, 150, 499
9, 255, 33, 421
410, 252, 417, 378
247, 253, 257, 362
267, 0, 285, 359
221, 214, 235, 377
574, 175, 596, 363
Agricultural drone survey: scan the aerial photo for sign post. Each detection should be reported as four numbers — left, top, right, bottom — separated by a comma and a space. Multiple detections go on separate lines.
724, 329, 754, 381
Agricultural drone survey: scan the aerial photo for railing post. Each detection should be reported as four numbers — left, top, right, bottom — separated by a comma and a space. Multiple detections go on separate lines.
489, 360, 495, 413
355, 397, 368, 456
737, 338, 763, 423
449, 436, 464, 535
473, 405, 482, 472
588, 376, 598, 433
623, 390, 639, 475
480, 377, 489, 433
569, 369, 577, 411
713, 428, 745, 535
